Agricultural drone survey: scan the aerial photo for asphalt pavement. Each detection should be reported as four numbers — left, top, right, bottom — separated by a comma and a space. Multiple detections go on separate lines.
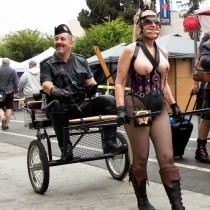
0, 110, 210, 210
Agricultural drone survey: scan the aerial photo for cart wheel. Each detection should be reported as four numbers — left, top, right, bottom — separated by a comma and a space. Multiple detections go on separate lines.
27, 140, 49, 194
105, 132, 130, 180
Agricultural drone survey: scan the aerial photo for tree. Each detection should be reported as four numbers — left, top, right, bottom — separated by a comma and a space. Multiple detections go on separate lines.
73, 18, 132, 58
78, 0, 139, 29
178, 0, 206, 40
0, 29, 54, 62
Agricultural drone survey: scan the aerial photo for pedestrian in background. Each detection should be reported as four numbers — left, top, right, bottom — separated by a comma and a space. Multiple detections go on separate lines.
191, 31, 210, 163
0, 58, 18, 130
18, 60, 42, 102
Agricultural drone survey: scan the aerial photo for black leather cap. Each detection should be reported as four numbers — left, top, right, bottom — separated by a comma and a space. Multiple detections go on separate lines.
54, 24, 72, 36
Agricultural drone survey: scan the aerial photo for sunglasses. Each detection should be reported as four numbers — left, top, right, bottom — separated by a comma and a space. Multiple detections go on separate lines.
142, 18, 160, 26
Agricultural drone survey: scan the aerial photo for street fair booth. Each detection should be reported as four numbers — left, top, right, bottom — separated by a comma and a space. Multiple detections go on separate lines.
156, 33, 197, 111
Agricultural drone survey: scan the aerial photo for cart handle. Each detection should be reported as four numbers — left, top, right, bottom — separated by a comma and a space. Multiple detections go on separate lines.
173, 108, 210, 116
69, 111, 161, 126
69, 111, 161, 123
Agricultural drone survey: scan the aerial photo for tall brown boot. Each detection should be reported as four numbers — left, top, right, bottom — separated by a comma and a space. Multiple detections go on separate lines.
159, 166, 185, 210
129, 165, 156, 210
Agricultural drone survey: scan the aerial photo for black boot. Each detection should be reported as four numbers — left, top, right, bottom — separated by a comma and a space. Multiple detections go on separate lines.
129, 166, 156, 210
49, 112, 73, 161
160, 167, 185, 210
102, 126, 127, 153
195, 141, 210, 163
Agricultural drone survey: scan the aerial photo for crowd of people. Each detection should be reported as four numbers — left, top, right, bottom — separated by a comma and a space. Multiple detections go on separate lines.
0, 1, 210, 209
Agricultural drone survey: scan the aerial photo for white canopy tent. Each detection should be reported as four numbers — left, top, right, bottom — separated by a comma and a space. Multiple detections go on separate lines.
195, 7, 210, 38
0, 58, 27, 73
11, 47, 55, 80
20, 47, 55, 69
11, 47, 55, 74
12, 63, 28, 73
0, 58, 19, 66
155, 33, 197, 58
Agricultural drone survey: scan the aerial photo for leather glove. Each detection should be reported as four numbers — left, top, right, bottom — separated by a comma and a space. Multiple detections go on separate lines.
33, 92, 42, 101
116, 106, 130, 126
85, 83, 97, 97
170, 103, 182, 120
50, 87, 71, 104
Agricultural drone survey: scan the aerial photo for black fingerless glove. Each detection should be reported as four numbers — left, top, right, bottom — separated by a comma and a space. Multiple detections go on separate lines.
116, 106, 130, 126
50, 87, 71, 104
170, 103, 182, 120
85, 83, 97, 97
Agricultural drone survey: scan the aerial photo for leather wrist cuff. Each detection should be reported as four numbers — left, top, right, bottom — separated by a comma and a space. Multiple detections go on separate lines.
170, 103, 178, 109
50, 87, 62, 99
117, 106, 126, 111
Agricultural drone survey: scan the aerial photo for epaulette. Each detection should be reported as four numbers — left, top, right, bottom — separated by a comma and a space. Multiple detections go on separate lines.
74, 53, 86, 59
40, 56, 53, 64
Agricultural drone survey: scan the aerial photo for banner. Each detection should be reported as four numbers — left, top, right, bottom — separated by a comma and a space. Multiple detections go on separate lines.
160, 0, 171, 25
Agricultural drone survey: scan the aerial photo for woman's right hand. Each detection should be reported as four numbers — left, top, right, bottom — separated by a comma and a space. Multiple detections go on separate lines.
116, 106, 130, 126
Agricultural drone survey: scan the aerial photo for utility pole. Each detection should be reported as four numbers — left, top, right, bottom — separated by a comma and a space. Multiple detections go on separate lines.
171, 0, 173, 33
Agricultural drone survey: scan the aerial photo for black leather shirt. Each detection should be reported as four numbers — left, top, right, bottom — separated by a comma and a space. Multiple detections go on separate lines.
40, 52, 93, 101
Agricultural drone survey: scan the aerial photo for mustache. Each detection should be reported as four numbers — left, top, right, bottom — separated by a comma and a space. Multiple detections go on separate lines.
55, 44, 64, 48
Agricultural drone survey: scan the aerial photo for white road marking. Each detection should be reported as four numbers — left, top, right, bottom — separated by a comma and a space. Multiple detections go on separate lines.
2, 122, 210, 171
0, 131, 102, 152
10, 120, 24, 123
0, 131, 58, 143
148, 158, 210, 173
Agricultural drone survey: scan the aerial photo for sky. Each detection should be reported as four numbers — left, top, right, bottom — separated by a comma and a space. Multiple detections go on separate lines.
0, 0, 89, 36
0, 0, 209, 36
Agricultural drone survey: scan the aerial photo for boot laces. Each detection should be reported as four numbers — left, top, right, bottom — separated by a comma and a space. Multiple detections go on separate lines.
199, 145, 208, 157
138, 197, 144, 208
129, 170, 144, 208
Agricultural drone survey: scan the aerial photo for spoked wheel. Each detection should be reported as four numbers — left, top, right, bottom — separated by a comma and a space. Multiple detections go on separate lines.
27, 140, 49, 194
105, 132, 130, 180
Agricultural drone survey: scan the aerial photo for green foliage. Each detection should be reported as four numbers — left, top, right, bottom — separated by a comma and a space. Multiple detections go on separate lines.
0, 29, 54, 62
78, 0, 139, 29
179, 0, 206, 41
72, 18, 132, 58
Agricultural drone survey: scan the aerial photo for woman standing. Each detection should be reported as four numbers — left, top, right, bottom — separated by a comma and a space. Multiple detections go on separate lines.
115, 1, 185, 209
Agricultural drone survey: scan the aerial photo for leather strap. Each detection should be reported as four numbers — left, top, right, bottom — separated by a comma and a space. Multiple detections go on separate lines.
137, 40, 160, 69
62, 54, 83, 97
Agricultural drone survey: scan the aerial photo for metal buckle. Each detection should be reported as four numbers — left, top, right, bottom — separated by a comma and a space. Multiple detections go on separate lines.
136, 110, 149, 125
131, 92, 145, 98
139, 93, 145, 98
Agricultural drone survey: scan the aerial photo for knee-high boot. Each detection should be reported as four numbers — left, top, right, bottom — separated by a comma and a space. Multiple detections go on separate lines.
159, 167, 185, 210
49, 112, 73, 161
102, 126, 127, 153
129, 165, 156, 210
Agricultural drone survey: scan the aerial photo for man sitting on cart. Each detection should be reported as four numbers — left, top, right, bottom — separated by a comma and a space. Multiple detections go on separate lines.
40, 24, 126, 161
